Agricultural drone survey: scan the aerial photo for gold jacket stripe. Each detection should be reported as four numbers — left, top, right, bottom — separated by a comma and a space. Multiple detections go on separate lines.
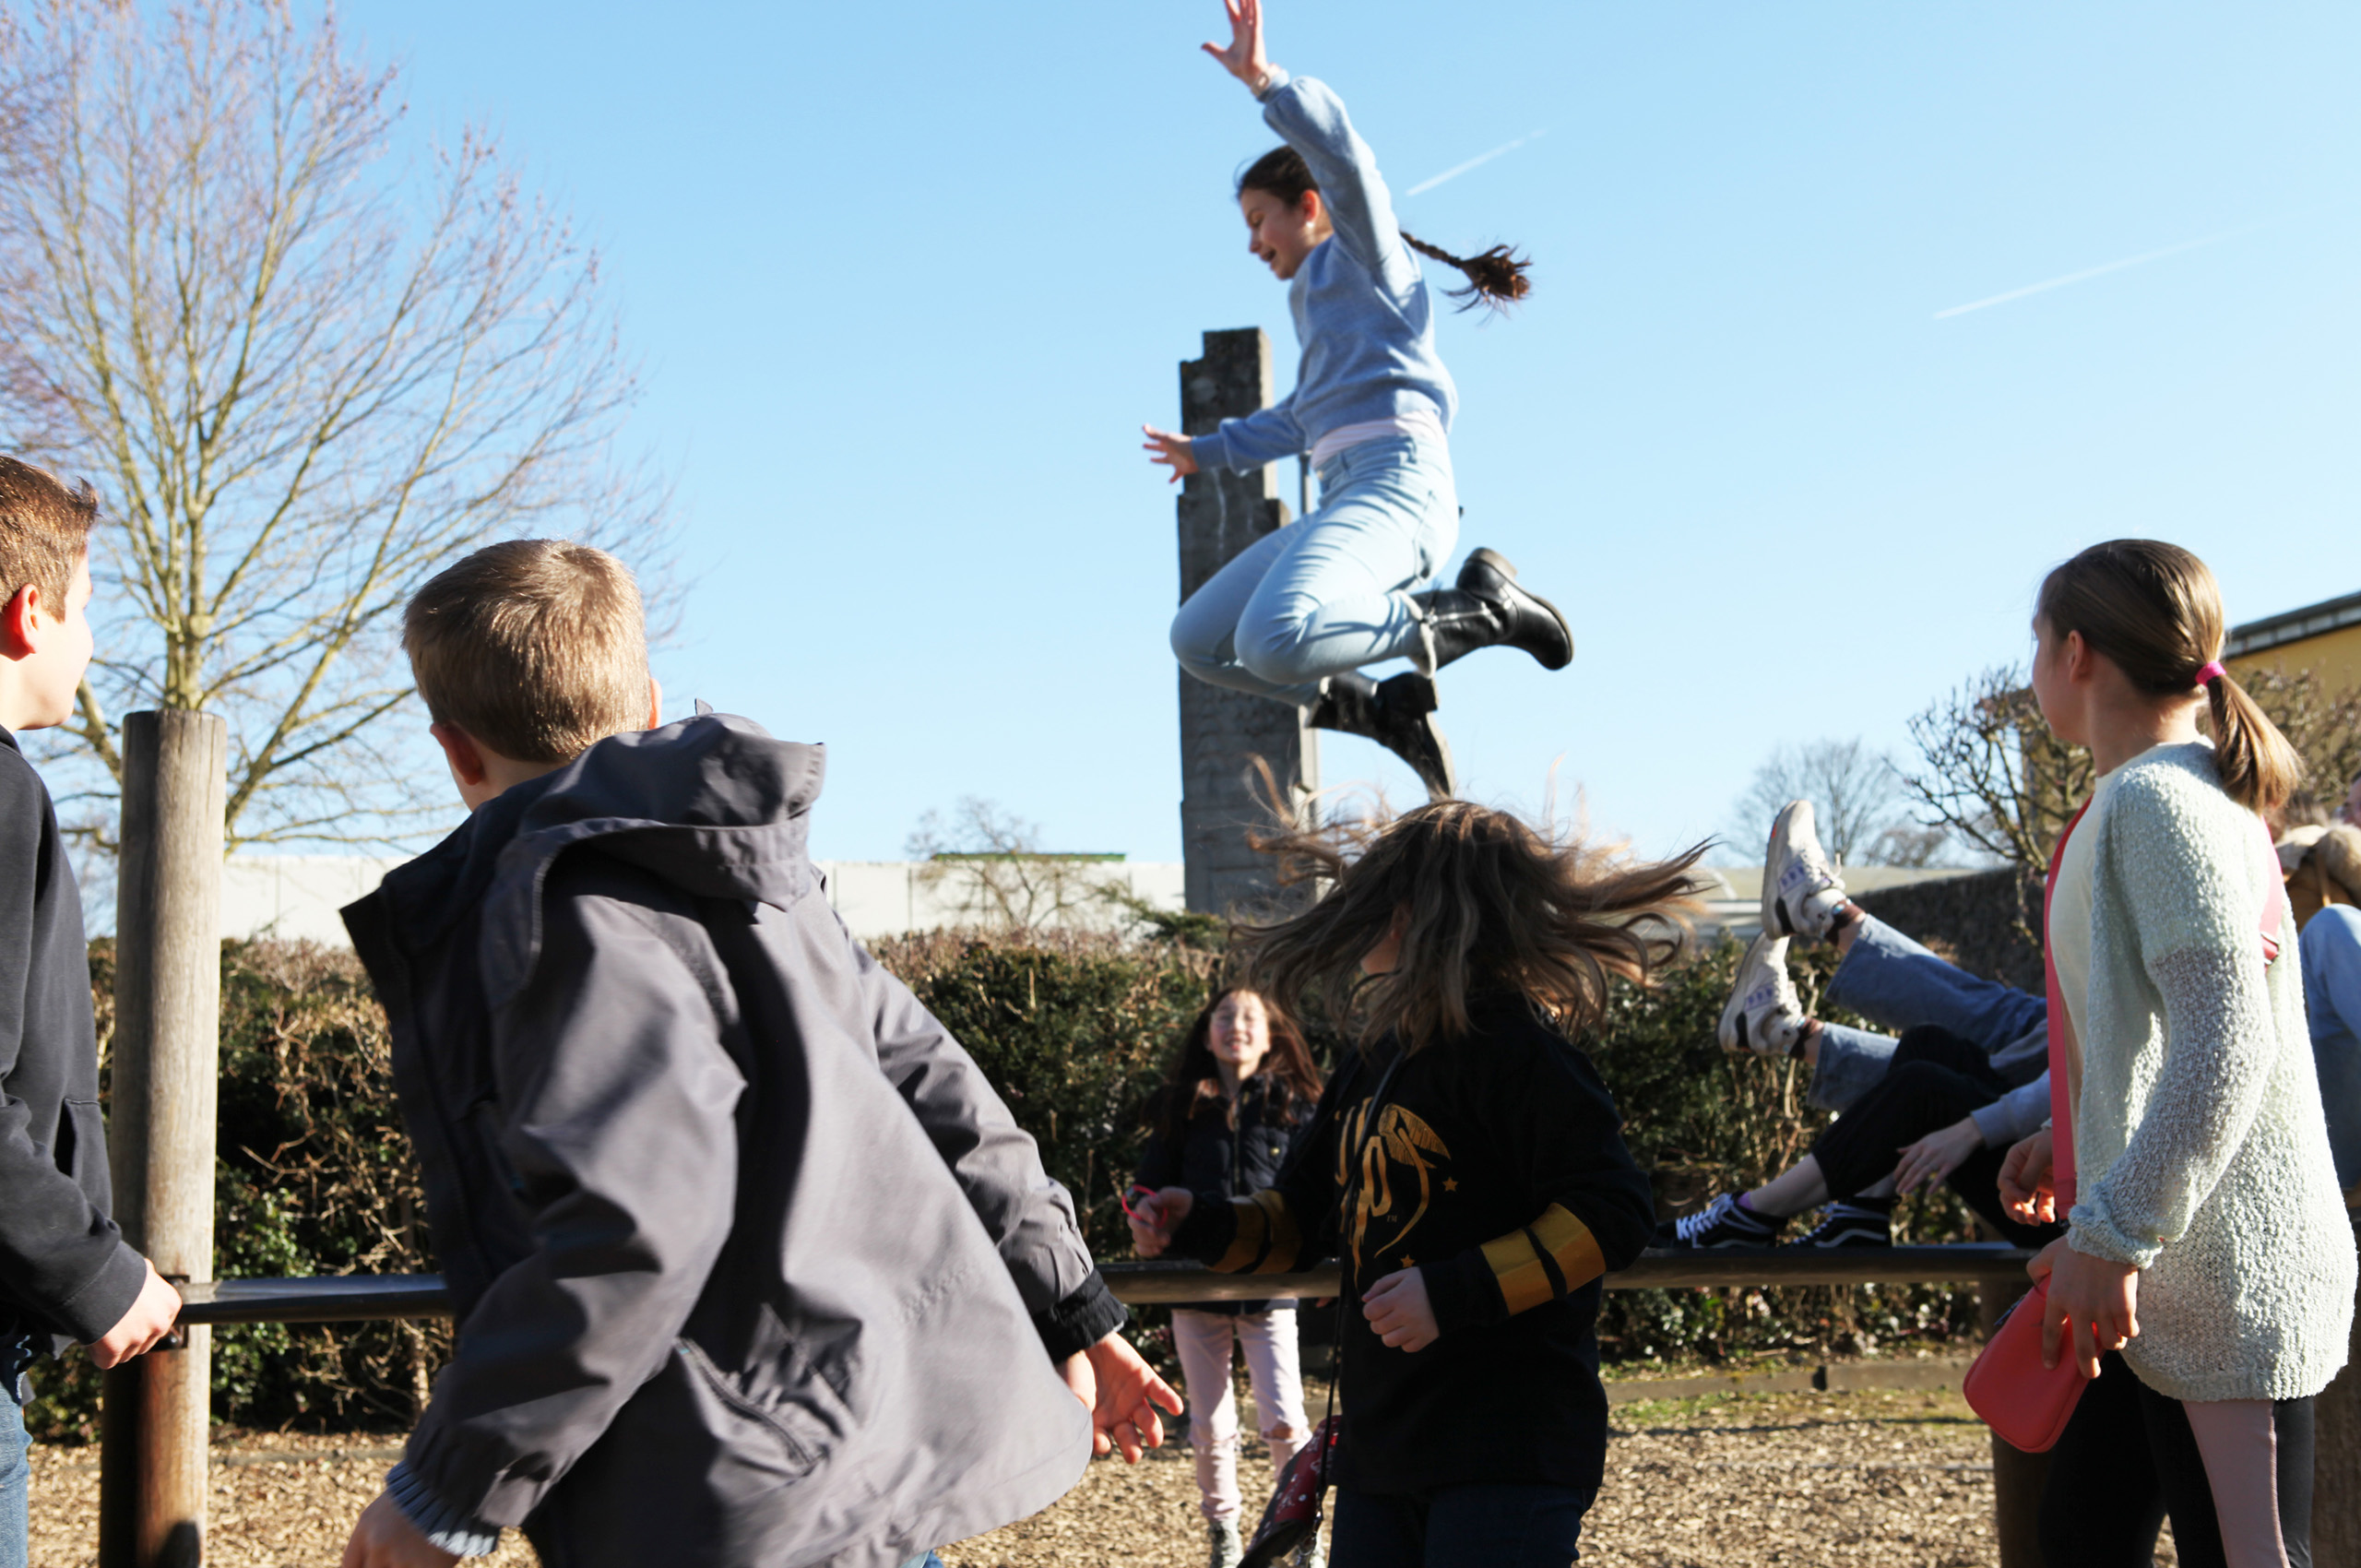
1478, 1202, 1607, 1316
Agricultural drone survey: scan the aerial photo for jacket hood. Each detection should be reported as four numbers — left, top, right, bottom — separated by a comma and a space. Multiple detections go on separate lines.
372, 711, 825, 1005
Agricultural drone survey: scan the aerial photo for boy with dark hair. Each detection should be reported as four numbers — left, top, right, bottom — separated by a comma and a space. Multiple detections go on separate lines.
0, 457, 183, 1568
339, 540, 1177, 1568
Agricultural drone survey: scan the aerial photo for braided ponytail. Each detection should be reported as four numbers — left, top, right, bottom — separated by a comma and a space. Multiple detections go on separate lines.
1235, 147, 1534, 314
2035, 539, 2304, 815
1400, 232, 1533, 313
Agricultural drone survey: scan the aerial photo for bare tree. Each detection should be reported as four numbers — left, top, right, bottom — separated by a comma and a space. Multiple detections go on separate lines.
0, 0, 666, 850
1729, 737, 1946, 867
1900, 668, 2090, 881
2225, 664, 2361, 828
907, 799, 1119, 934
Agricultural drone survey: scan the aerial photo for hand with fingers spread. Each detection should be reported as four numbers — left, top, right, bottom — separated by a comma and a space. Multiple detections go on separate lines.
1998, 1126, 2056, 1225
1141, 425, 1198, 484
1058, 1330, 1184, 1463
1201, 0, 1275, 94
2029, 1235, 2139, 1382
1362, 1266, 1439, 1353
1893, 1116, 1984, 1197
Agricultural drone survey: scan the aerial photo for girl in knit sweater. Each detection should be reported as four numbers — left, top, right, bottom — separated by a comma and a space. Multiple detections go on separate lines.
1145, 0, 1572, 801
1998, 540, 2355, 1568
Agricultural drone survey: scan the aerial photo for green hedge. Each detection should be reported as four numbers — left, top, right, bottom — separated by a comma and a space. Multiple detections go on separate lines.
29, 926, 1983, 1439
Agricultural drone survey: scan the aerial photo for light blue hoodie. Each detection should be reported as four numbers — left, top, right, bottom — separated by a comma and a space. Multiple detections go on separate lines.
1189, 70, 1459, 475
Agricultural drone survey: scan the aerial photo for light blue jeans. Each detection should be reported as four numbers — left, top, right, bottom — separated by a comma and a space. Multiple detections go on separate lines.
0, 1337, 32, 1568
1809, 916, 2048, 1112
1169, 436, 1458, 707
2298, 904, 2361, 1192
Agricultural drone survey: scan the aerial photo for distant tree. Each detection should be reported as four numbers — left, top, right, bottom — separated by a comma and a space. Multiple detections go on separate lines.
0, 0, 665, 851
907, 798, 1115, 934
2229, 664, 2361, 828
1729, 737, 1946, 868
1900, 669, 2089, 889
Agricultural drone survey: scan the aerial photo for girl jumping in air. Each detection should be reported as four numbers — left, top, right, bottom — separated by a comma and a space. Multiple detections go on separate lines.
1131, 798, 1695, 1566
1145, 0, 1572, 801
1998, 540, 2355, 1568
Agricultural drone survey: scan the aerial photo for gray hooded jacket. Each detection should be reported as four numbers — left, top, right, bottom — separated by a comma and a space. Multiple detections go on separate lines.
343, 714, 1122, 1566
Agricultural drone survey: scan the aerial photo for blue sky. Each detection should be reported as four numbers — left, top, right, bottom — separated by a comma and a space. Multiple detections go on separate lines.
339, 0, 2361, 866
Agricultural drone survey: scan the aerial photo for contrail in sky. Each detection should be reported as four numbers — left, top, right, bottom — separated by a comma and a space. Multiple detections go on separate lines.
1405, 129, 1548, 197
1933, 223, 2264, 320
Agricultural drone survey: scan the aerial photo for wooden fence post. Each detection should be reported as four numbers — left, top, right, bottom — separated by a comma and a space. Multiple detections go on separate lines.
1978, 1277, 2050, 1568
99, 711, 225, 1568
2315, 1213, 2361, 1567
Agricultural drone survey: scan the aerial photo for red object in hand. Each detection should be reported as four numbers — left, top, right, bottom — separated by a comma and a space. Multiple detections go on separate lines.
1964, 1279, 2090, 1453
1119, 1184, 1157, 1223
1241, 1414, 1339, 1567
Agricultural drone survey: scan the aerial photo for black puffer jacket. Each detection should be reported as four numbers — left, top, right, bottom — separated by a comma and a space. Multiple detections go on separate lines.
1134, 1075, 1311, 1314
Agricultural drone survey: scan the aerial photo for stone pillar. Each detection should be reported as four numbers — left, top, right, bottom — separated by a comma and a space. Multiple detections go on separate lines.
1177, 327, 1317, 918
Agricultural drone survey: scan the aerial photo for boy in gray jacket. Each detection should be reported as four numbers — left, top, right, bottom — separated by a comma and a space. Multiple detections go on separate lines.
339, 540, 1176, 1568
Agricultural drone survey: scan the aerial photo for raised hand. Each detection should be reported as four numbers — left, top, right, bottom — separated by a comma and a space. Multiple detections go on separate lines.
1142, 425, 1198, 484
1201, 0, 1273, 92
1126, 1185, 1193, 1256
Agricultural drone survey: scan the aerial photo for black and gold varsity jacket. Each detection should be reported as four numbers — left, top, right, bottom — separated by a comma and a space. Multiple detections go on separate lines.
1171, 994, 1655, 1497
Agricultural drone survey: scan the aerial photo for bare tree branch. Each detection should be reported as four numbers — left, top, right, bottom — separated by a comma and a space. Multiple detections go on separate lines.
0, 0, 671, 851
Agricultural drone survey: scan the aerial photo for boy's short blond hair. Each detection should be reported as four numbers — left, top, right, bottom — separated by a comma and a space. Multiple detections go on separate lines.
0, 457, 99, 612
404, 540, 648, 764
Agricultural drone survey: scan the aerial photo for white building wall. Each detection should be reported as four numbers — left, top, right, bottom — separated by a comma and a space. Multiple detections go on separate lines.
222, 856, 1189, 947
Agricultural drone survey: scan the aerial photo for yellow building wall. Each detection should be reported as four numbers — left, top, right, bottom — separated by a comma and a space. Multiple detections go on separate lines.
2232, 623, 2361, 697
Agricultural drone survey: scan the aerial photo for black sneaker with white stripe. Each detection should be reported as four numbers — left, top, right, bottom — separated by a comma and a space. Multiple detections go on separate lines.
1788, 1200, 1893, 1249
1655, 1192, 1785, 1250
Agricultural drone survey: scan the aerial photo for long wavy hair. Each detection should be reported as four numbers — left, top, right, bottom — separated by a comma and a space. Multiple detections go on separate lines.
1231, 789, 1709, 1053
1145, 987, 1323, 1146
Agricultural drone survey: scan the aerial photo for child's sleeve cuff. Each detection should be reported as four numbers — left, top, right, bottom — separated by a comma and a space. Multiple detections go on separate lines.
386, 1462, 502, 1558
1032, 1268, 1127, 1361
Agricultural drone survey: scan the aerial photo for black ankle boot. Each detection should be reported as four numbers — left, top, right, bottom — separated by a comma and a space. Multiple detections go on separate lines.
1306, 671, 1456, 801
1411, 548, 1574, 671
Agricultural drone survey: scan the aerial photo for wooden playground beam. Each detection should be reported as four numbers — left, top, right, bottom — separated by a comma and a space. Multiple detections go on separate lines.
169, 1245, 2041, 1325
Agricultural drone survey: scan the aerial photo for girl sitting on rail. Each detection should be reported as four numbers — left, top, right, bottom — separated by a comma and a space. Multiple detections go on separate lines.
1130, 796, 1693, 1566
1145, 0, 1572, 801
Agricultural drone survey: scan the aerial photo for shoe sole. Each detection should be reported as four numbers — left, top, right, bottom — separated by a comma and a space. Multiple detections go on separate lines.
1463, 548, 1575, 671
1761, 800, 1815, 937
1716, 932, 1781, 1053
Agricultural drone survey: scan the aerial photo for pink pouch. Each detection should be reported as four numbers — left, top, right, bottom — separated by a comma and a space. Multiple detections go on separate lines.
1964, 1278, 2088, 1453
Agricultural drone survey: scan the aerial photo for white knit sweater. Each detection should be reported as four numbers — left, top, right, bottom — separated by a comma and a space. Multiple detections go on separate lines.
2067, 742, 2355, 1402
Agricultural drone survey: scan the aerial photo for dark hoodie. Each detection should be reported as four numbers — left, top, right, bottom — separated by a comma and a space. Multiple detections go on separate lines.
343, 714, 1124, 1567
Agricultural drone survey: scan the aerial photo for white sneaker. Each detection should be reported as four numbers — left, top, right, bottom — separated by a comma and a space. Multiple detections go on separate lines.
1717, 932, 1803, 1056
1761, 800, 1849, 944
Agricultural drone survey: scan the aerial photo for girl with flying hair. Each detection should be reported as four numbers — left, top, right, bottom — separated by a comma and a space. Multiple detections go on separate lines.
1994, 540, 2355, 1568
1145, 0, 1572, 802
1130, 796, 1696, 1566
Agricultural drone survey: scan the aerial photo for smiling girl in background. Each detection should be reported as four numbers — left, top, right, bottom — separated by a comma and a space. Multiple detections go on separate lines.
1135, 990, 1324, 1568
1145, 0, 1571, 801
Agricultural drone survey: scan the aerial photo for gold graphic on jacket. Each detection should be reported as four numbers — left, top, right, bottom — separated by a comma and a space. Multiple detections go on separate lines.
1335, 1099, 1452, 1273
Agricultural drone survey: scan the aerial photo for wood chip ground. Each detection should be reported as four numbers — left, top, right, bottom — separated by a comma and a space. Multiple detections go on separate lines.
23, 1387, 2178, 1566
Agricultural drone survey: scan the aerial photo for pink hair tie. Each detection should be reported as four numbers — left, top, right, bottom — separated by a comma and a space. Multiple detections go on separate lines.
2195, 659, 2227, 687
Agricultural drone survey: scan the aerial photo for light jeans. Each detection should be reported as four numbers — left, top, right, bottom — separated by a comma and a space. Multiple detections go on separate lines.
0, 1337, 30, 1568
1169, 436, 1458, 707
2297, 903, 2361, 1193
1809, 915, 2048, 1113
1171, 1308, 1311, 1525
